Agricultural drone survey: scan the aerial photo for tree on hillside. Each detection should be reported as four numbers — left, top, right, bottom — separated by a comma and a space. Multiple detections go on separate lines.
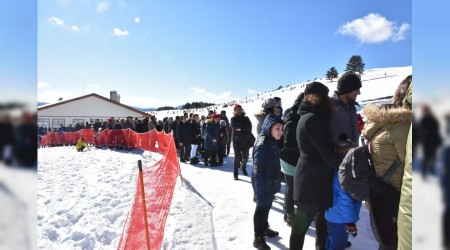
157, 106, 176, 111
325, 67, 339, 81
183, 102, 215, 109
345, 55, 365, 75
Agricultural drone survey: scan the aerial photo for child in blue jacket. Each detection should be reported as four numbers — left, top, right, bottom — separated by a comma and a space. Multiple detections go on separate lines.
325, 136, 361, 250
252, 114, 284, 250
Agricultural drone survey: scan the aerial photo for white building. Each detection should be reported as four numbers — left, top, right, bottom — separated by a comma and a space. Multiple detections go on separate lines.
37, 93, 149, 129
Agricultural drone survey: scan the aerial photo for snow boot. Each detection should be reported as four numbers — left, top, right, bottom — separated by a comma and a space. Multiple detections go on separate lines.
253, 235, 271, 250
263, 227, 279, 238
233, 171, 239, 180
190, 157, 199, 165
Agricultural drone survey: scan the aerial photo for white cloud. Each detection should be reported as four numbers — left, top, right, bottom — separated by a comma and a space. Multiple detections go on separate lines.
247, 89, 257, 94
134, 17, 140, 23
97, 1, 111, 14
112, 28, 129, 37
337, 13, 411, 43
392, 23, 411, 42
91, 83, 100, 87
71, 25, 79, 32
190, 87, 233, 101
49, 17, 65, 26
205, 91, 232, 100
190, 87, 206, 94
38, 81, 50, 88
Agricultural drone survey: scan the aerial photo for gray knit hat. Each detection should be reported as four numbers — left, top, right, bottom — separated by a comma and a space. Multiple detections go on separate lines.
262, 98, 277, 109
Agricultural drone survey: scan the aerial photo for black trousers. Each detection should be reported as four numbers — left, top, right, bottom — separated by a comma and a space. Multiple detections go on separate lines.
178, 144, 191, 160
284, 174, 295, 215
232, 140, 249, 169
254, 207, 271, 236
290, 203, 327, 250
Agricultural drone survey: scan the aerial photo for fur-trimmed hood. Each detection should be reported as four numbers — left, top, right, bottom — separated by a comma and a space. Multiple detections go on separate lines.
254, 110, 269, 119
363, 104, 412, 124
362, 103, 412, 141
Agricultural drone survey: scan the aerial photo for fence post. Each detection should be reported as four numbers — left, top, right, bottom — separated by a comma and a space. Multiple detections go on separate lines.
138, 160, 151, 250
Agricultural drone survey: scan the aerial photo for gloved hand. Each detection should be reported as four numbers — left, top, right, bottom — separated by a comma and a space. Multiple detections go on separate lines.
346, 223, 357, 237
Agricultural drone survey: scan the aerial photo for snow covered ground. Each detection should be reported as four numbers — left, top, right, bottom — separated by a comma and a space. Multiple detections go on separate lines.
7, 65, 442, 249
36, 145, 379, 249
0, 164, 37, 250
34, 146, 446, 249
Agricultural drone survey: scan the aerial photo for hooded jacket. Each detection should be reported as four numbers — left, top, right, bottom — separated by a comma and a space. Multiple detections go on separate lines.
204, 119, 220, 151
252, 114, 283, 204
325, 172, 362, 223
75, 139, 88, 151
362, 103, 412, 191
254, 109, 272, 135
293, 100, 342, 209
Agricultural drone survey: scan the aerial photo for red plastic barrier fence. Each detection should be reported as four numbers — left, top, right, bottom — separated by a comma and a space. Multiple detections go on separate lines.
39, 129, 95, 146
117, 130, 180, 250
39, 128, 181, 249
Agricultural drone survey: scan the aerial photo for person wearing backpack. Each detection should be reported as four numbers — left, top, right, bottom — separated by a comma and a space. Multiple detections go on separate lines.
325, 134, 361, 250
362, 76, 412, 250
289, 82, 342, 250
320, 72, 362, 249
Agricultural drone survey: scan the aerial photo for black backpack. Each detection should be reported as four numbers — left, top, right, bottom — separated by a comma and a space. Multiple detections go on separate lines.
338, 144, 374, 201
338, 140, 401, 202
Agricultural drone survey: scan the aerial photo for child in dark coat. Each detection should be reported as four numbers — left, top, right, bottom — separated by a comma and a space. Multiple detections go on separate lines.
252, 114, 284, 250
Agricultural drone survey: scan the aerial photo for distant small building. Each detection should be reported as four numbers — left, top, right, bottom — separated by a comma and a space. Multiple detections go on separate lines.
37, 93, 149, 129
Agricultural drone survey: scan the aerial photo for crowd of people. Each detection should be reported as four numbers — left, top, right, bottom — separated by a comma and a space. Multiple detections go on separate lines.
250, 72, 413, 250
0, 111, 37, 167
34, 72, 423, 249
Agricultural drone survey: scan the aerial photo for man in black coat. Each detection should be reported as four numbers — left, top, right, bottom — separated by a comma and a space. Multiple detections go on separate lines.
176, 116, 192, 162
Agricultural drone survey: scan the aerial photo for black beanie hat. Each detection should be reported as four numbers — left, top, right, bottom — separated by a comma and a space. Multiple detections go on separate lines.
337, 73, 362, 94
304, 81, 329, 98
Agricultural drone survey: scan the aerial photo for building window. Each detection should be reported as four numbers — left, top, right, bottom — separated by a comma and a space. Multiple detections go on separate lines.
38, 118, 50, 128
73, 119, 85, 125
52, 119, 65, 129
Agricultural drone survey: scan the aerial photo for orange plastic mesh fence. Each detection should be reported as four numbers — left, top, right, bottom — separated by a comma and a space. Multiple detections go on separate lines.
117, 129, 180, 250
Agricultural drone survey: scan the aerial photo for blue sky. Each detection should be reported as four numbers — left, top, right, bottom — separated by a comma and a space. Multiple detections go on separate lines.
0, 1, 37, 107
1, 1, 413, 108
413, 0, 450, 103
36, 0, 412, 108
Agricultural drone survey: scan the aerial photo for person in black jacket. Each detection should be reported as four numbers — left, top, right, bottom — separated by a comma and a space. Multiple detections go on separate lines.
189, 114, 202, 165
420, 104, 442, 179
280, 92, 304, 226
230, 104, 253, 180
289, 82, 342, 250
176, 116, 192, 162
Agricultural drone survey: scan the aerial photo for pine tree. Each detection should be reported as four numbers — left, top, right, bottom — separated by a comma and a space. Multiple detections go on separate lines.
326, 67, 339, 81
345, 55, 365, 75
